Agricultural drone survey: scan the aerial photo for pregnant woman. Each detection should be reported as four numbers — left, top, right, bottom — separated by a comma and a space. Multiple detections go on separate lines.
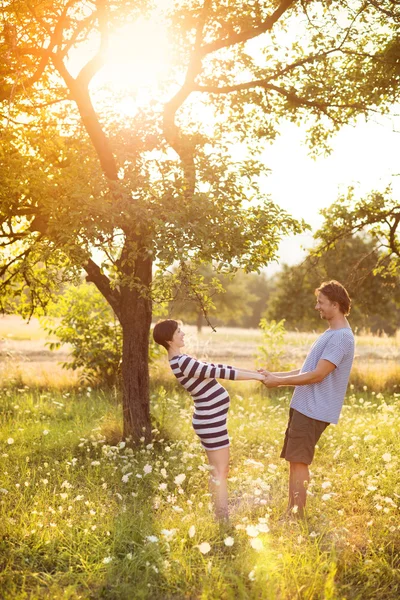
153, 319, 266, 521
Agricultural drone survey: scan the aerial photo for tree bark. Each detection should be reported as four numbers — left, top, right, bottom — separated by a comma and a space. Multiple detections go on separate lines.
196, 310, 203, 334
119, 251, 153, 443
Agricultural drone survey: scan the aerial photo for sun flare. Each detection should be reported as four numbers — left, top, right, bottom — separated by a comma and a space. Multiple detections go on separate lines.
100, 18, 172, 95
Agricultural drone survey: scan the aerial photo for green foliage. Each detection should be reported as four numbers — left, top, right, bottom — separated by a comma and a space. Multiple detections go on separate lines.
43, 284, 122, 387
2, 0, 400, 314
162, 264, 274, 331
257, 318, 292, 372
266, 236, 400, 334
314, 188, 400, 279
43, 283, 163, 386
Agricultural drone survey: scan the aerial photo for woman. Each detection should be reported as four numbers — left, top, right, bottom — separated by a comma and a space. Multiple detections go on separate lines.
153, 319, 266, 521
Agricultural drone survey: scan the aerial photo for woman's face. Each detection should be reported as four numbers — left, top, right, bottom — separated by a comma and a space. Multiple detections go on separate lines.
170, 325, 185, 348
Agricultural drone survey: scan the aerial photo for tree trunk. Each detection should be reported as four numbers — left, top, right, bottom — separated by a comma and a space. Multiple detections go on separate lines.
120, 253, 153, 443
196, 310, 203, 334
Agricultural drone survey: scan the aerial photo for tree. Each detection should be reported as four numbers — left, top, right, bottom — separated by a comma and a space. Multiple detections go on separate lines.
167, 265, 259, 332
314, 188, 400, 279
266, 236, 400, 333
1, 0, 399, 441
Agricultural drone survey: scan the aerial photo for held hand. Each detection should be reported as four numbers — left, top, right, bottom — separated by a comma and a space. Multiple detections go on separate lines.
261, 373, 280, 388
258, 369, 271, 378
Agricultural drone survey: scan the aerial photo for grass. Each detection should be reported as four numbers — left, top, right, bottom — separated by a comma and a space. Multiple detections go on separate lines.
1, 380, 399, 599
1, 317, 399, 598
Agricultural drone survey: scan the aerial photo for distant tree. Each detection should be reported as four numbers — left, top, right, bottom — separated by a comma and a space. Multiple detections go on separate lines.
236, 272, 275, 329
266, 236, 400, 334
314, 189, 400, 279
168, 266, 266, 331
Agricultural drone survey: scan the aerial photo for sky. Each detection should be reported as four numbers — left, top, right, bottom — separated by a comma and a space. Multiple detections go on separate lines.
262, 114, 400, 273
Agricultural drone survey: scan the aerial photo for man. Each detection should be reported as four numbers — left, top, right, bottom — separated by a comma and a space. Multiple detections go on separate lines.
261, 280, 355, 517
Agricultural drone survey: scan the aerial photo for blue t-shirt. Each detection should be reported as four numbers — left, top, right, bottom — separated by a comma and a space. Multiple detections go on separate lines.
290, 328, 355, 424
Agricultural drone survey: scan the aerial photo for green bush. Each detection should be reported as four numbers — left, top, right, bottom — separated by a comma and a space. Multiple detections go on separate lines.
43, 283, 122, 386
256, 318, 292, 372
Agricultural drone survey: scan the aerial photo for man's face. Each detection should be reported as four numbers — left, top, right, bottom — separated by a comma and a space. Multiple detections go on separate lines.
315, 292, 337, 320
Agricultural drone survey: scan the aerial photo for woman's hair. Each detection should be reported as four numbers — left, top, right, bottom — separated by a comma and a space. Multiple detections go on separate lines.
152, 319, 179, 350
315, 280, 352, 316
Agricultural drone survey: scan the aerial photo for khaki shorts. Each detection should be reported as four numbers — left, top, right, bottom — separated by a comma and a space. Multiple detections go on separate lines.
280, 408, 329, 465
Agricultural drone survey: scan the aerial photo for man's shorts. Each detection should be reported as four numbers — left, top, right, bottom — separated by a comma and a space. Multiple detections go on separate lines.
280, 408, 330, 465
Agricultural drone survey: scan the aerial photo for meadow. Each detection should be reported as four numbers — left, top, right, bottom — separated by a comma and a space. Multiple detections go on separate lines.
0, 316, 399, 599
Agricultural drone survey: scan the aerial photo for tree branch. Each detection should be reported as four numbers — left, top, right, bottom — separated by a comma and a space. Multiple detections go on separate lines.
76, 0, 108, 87
199, 0, 296, 56
84, 257, 122, 320
388, 214, 400, 257
193, 79, 364, 119
0, 247, 34, 278
51, 53, 119, 181
163, 0, 212, 194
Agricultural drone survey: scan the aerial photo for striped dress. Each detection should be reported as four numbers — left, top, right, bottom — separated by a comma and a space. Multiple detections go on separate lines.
169, 354, 238, 451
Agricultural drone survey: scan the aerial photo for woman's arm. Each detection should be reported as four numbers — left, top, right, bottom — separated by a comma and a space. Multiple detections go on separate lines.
234, 369, 266, 382
177, 356, 265, 381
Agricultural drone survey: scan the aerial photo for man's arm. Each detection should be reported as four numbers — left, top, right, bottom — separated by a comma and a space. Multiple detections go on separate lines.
271, 369, 301, 377
261, 360, 336, 388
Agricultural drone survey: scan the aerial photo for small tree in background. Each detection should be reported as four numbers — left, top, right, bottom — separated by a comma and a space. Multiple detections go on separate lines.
257, 318, 293, 372
44, 284, 122, 387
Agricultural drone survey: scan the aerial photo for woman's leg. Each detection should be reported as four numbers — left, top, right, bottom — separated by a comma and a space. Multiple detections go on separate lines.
205, 446, 230, 521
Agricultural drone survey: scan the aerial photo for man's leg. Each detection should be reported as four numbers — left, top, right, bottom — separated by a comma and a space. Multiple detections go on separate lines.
281, 409, 329, 518
288, 461, 310, 517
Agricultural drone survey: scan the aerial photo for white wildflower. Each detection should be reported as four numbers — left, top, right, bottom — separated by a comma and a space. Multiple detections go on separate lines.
246, 525, 259, 538
197, 542, 211, 554
161, 529, 177, 540
224, 536, 234, 547
174, 473, 186, 486
61, 481, 72, 489
188, 525, 196, 538
250, 538, 263, 551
